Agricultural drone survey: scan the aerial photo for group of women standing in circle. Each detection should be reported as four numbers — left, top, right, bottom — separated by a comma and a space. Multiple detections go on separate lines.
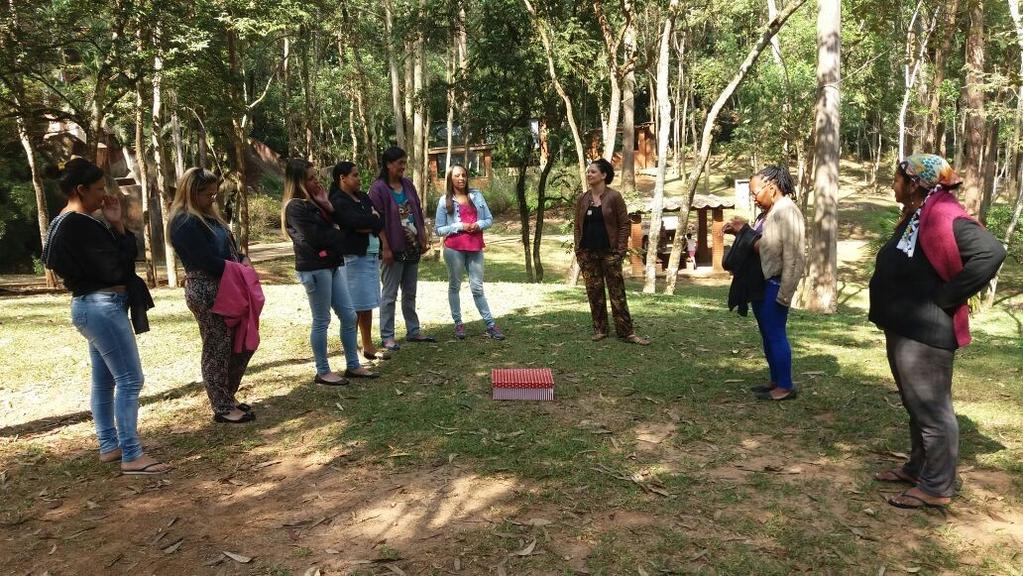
43, 149, 1006, 513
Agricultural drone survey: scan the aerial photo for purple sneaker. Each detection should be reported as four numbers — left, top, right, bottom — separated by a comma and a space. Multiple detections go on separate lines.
486, 325, 506, 341
454, 323, 466, 340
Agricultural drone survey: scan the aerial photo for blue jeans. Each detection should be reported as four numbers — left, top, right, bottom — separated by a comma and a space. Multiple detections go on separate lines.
70, 292, 145, 462
297, 267, 360, 373
443, 248, 494, 327
751, 278, 793, 390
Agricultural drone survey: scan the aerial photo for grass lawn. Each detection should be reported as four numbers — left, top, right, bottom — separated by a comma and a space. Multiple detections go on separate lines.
1, 168, 1022, 575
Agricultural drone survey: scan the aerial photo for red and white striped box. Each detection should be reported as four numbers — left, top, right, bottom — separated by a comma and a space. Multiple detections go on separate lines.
491, 368, 555, 401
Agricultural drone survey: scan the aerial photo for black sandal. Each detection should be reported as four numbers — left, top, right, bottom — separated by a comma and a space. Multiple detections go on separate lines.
887, 490, 949, 512
214, 411, 256, 424
237, 403, 253, 412
755, 388, 798, 401
345, 368, 379, 379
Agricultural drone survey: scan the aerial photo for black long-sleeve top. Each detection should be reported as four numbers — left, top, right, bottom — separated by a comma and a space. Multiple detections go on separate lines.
42, 211, 138, 295
284, 198, 345, 271
329, 188, 384, 257
869, 218, 1006, 350
169, 213, 238, 276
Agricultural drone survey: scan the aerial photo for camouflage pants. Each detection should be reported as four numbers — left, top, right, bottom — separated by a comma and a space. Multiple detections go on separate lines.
577, 249, 634, 337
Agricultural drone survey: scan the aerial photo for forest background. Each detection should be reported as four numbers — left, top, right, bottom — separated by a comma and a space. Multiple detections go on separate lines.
0, 0, 1022, 307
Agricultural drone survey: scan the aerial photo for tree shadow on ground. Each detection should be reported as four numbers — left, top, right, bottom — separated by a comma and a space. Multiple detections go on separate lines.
1, 284, 1021, 575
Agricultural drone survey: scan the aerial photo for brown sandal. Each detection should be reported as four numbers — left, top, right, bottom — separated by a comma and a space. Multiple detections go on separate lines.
623, 334, 651, 346
591, 333, 608, 341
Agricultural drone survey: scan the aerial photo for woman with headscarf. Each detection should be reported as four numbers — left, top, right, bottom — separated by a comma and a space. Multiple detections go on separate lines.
869, 154, 1005, 510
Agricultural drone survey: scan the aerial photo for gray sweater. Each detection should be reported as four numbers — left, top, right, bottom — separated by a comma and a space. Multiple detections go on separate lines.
759, 195, 805, 307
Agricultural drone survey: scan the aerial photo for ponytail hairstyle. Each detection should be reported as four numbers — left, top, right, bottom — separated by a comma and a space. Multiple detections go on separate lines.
59, 157, 105, 198
377, 146, 407, 183
444, 164, 469, 215
281, 158, 313, 233
755, 165, 795, 199
168, 167, 225, 234
331, 160, 358, 196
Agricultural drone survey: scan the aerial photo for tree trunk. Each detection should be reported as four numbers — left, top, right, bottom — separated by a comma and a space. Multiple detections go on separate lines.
961, 0, 986, 217
672, 32, 685, 178
227, 29, 250, 252
170, 92, 185, 181
898, 0, 936, 160
300, 27, 314, 158
621, 12, 637, 194
522, 0, 586, 193
644, 1, 677, 293
384, 1, 406, 150
151, 44, 178, 287
922, 0, 960, 150
445, 42, 455, 174
515, 143, 535, 282
283, 37, 295, 156
411, 34, 426, 198
662, 0, 810, 294
801, 0, 841, 313
134, 80, 156, 287
17, 117, 57, 288
533, 121, 555, 282
981, 120, 999, 222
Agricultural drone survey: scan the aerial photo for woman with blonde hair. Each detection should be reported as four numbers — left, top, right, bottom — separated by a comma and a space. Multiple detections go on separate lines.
434, 164, 504, 340
169, 168, 256, 423
282, 159, 376, 384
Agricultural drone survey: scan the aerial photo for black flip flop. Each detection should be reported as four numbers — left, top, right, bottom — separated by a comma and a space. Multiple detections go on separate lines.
749, 384, 776, 393
406, 335, 437, 343
214, 411, 256, 424
314, 374, 350, 386
237, 403, 253, 412
345, 369, 379, 379
755, 388, 798, 401
122, 462, 170, 476
887, 490, 949, 513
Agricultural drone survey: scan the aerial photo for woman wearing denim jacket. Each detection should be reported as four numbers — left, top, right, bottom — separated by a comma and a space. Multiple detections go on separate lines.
281, 159, 378, 385
434, 165, 505, 340
42, 158, 169, 475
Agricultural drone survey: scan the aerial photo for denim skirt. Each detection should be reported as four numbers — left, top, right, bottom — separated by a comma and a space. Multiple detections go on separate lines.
343, 253, 381, 310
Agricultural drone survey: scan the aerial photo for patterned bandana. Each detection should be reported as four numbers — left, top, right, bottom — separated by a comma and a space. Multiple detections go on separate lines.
895, 154, 961, 257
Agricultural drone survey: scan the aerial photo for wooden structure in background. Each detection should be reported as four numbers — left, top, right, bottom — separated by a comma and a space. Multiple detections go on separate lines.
628, 193, 734, 275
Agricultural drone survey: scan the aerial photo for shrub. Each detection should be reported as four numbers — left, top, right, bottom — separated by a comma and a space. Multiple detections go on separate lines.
986, 204, 1022, 264
248, 192, 285, 242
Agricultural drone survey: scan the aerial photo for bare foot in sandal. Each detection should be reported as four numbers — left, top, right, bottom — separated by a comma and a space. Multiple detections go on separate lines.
121, 453, 171, 476
874, 468, 919, 484
887, 487, 951, 509
99, 448, 122, 463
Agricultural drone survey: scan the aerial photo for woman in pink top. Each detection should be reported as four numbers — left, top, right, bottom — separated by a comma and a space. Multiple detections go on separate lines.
434, 165, 505, 340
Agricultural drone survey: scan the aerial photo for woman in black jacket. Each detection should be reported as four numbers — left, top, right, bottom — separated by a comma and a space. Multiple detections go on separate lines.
43, 158, 167, 474
328, 161, 388, 360
282, 159, 377, 384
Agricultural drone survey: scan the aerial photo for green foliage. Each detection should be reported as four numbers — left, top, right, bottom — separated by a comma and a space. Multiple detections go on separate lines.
986, 204, 1023, 264
248, 192, 285, 243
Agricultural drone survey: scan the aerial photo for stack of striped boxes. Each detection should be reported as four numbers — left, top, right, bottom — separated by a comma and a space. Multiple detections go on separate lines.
491, 368, 555, 401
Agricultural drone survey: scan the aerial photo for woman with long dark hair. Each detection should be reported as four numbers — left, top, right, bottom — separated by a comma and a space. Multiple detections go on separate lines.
283, 159, 377, 384
574, 159, 650, 345
328, 161, 389, 360
434, 164, 504, 340
42, 158, 168, 474
367, 147, 434, 350
169, 168, 257, 422
869, 154, 1004, 510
